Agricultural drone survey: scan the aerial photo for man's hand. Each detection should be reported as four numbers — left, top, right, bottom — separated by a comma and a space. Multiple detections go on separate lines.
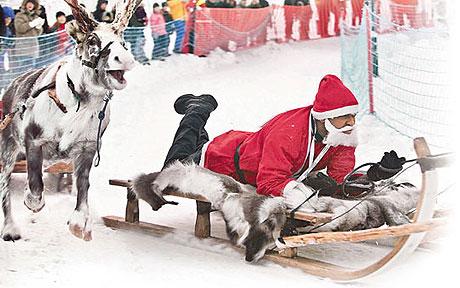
367, 150, 406, 181
303, 172, 338, 197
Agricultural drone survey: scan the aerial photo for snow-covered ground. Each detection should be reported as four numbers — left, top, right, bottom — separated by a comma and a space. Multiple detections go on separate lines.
0, 38, 456, 287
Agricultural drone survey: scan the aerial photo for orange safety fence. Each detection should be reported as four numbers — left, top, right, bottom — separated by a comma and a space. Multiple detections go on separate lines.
179, 1, 435, 56
182, 7, 272, 56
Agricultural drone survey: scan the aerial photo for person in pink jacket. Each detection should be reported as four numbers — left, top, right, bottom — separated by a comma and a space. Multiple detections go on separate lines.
150, 3, 168, 60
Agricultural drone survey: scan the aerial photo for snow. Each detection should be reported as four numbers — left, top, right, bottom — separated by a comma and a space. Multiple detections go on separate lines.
0, 37, 456, 287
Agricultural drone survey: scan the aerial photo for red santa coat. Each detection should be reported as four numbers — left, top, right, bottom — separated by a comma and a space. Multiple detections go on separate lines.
203, 105, 356, 197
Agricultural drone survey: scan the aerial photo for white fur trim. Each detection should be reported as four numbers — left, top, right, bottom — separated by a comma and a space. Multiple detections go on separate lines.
282, 181, 316, 212
199, 142, 210, 167
311, 105, 359, 120
282, 180, 299, 196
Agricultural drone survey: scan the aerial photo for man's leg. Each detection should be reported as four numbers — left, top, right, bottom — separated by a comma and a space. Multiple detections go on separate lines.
163, 94, 218, 169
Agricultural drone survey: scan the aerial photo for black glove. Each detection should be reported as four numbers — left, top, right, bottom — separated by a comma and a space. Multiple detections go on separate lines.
303, 172, 338, 197
367, 150, 406, 181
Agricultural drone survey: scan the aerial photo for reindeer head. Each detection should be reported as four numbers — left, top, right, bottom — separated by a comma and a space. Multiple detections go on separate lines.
64, 0, 140, 91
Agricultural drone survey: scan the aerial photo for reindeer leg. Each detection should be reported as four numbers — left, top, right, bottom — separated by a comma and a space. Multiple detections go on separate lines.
68, 145, 95, 241
1, 137, 21, 241
23, 138, 45, 213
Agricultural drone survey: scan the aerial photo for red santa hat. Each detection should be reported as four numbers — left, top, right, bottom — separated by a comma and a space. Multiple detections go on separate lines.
311, 75, 359, 120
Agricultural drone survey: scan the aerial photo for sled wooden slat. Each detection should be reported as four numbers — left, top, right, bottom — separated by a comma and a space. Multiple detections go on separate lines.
0, 160, 74, 193
108, 179, 334, 224
102, 215, 353, 279
44, 161, 74, 174
103, 215, 175, 235
0, 160, 74, 174
281, 218, 445, 247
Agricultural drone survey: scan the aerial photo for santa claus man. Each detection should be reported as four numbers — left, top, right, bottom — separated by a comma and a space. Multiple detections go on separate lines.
162, 74, 404, 212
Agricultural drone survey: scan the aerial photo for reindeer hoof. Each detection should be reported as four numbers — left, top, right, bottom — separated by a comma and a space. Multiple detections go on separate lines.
24, 188, 45, 213
1, 223, 21, 242
68, 210, 92, 241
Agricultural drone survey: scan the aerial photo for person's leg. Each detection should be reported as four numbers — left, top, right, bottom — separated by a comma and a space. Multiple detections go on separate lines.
284, 6, 294, 41
163, 94, 218, 169
152, 35, 161, 59
131, 30, 142, 61
164, 33, 171, 56
174, 20, 186, 53
298, 8, 308, 40
159, 35, 168, 57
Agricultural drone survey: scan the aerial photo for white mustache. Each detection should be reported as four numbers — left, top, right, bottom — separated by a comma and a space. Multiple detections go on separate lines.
325, 119, 355, 133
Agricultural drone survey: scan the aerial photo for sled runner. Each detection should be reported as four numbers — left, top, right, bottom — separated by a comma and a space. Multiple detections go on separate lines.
102, 137, 450, 281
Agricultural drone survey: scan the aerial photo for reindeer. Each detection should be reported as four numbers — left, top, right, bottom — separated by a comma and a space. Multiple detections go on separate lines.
0, 0, 141, 241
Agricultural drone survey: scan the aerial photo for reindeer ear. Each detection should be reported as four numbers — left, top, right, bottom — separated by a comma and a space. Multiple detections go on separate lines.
64, 0, 98, 34
112, 0, 142, 34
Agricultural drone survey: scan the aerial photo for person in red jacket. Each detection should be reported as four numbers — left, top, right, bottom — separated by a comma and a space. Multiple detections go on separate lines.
48, 11, 69, 56
162, 75, 403, 212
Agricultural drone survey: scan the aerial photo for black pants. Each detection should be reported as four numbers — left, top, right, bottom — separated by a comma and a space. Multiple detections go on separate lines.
162, 109, 210, 169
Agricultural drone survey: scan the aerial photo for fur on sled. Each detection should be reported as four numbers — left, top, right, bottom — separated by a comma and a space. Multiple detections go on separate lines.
132, 161, 286, 263
132, 161, 419, 262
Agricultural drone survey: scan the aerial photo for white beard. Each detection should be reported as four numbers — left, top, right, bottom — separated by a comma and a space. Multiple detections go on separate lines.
323, 120, 359, 147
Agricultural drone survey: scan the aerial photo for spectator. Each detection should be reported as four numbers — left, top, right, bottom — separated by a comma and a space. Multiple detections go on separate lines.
239, 0, 249, 7
1, 5, 17, 92
315, 0, 333, 38
182, 0, 206, 54
48, 11, 69, 57
332, 0, 346, 35
37, 4, 49, 33
1, 5, 15, 38
36, 4, 51, 67
126, 3, 149, 64
13, 0, 44, 73
167, 0, 187, 53
93, 0, 109, 22
222, 0, 236, 8
259, 0, 269, 7
162, 2, 175, 57
284, 0, 312, 41
206, 0, 224, 8
247, 0, 261, 8
150, 3, 168, 60
351, 0, 364, 26
0, 4, 5, 37
390, 0, 419, 28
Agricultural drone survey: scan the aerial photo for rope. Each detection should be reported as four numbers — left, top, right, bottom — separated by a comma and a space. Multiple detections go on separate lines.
305, 162, 418, 233
94, 92, 113, 167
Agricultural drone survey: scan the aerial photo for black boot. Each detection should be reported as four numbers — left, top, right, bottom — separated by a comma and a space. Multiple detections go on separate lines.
174, 94, 218, 115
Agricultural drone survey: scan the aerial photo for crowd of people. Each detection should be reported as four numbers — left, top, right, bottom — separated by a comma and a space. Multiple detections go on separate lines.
0, 0, 74, 91
1, 0, 423, 89
0, 0, 275, 68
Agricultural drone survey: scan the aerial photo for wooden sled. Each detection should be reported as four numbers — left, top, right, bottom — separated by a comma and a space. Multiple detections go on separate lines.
102, 137, 449, 281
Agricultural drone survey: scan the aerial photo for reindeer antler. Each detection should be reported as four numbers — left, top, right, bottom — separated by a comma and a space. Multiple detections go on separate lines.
112, 0, 143, 34
112, 0, 126, 25
63, 0, 98, 33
